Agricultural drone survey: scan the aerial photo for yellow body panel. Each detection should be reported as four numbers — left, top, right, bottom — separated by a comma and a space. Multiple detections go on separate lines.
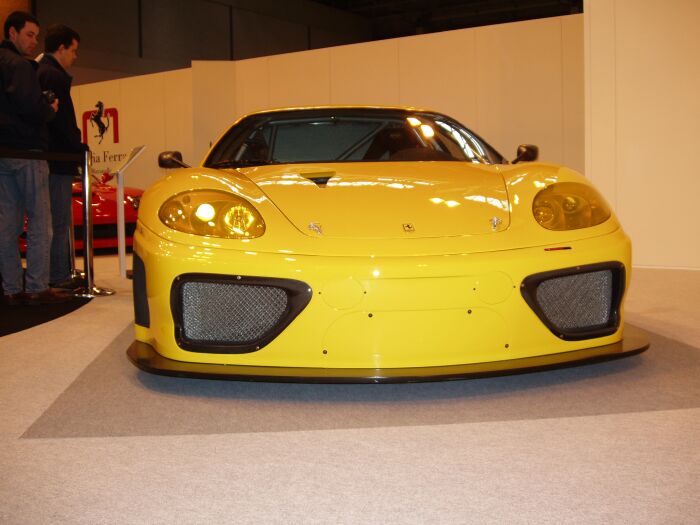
241, 162, 510, 238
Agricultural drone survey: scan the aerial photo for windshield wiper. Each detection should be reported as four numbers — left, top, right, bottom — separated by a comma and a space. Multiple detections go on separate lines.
209, 159, 272, 168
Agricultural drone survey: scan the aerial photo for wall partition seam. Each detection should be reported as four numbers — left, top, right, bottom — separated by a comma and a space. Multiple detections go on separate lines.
137, 0, 143, 58
229, 5, 234, 60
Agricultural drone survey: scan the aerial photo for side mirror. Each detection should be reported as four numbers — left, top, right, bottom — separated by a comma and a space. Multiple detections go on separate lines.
158, 151, 189, 169
512, 144, 539, 164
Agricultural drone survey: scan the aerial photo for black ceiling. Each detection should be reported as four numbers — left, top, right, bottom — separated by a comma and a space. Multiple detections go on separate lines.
312, 0, 583, 39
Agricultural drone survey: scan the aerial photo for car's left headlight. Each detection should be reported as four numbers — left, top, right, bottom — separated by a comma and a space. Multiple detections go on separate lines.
532, 182, 611, 230
158, 190, 266, 239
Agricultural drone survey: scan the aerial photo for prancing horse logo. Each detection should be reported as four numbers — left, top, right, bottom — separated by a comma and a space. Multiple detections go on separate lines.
403, 223, 415, 232
90, 101, 109, 143
82, 102, 120, 144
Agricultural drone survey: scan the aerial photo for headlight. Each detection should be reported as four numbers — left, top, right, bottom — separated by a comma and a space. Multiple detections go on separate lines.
158, 190, 265, 239
532, 182, 611, 230
126, 195, 141, 210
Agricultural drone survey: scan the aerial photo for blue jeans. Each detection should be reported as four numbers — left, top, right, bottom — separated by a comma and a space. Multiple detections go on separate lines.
0, 157, 52, 294
49, 174, 74, 284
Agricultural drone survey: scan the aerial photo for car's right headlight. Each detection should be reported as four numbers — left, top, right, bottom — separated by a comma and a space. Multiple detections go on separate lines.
532, 182, 611, 230
126, 194, 141, 210
158, 190, 265, 239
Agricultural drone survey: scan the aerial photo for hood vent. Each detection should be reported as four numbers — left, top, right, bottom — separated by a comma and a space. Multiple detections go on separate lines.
306, 176, 333, 187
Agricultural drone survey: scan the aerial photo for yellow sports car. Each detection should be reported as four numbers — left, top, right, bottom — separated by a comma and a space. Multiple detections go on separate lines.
127, 106, 648, 382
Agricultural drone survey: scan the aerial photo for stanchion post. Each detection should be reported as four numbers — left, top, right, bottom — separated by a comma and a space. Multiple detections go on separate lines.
74, 149, 115, 297
82, 149, 94, 291
116, 171, 126, 278
112, 145, 145, 279
68, 173, 82, 281
68, 195, 77, 275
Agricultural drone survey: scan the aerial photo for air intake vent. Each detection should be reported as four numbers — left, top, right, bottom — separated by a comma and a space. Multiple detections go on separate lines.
171, 274, 312, 353
521, 262, 625, 340
181, 282, 287, 343
132, 252, 149, 327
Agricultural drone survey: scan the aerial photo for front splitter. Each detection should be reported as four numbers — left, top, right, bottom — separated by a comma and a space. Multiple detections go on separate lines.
126, 325, 649, 384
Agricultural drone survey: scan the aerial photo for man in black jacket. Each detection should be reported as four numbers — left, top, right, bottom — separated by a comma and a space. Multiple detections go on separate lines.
38, 24, 85, 290
0, 11, 69, 305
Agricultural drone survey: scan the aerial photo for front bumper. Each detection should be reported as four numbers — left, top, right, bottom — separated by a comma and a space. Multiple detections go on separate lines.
127, 325, 649, 383
133, 222, 636, 371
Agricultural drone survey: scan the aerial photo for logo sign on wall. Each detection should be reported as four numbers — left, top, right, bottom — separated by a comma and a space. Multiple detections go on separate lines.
81, 100, 128, 174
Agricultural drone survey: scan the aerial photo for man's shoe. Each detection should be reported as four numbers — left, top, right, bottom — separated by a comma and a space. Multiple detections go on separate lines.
2, 292, 27, 306
23, 289, 73, 305
49, 276, 84, 291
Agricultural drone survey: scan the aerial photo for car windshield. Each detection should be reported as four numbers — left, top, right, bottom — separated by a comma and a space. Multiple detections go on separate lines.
205, 109, 505, 168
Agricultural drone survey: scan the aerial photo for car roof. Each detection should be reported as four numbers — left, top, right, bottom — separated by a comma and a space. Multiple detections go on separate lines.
241, 105, 440, 118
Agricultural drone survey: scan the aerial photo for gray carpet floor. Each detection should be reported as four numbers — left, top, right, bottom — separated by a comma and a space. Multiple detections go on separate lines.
22, 325, 699, 439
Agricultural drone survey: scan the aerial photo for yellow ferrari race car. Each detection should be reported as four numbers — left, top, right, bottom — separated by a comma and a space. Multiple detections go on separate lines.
127, 106, 648, 382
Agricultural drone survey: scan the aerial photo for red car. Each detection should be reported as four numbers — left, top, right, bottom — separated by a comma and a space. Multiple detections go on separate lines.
20, 177, 143, 251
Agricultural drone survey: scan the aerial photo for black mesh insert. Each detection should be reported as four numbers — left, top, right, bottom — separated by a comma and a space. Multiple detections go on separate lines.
180, 282, 288, 344
171, 274, 312, 353
536, 270, 612, 330
521, 262, 625, 341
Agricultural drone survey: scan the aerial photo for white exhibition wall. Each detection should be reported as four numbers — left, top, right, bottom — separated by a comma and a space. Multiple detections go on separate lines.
585, 0, 700, 269
72, 4, 699, 269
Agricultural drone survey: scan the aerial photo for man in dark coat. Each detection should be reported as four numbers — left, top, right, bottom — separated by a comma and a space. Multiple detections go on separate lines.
38, 24, 85, 289
0, 11, 69, 305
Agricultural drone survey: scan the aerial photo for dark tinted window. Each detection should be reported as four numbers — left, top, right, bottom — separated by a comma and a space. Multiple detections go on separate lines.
205, 109, 505, 168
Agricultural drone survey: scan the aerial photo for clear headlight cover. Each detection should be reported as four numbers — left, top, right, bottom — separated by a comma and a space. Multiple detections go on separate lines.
158, 190, 265, 239
532, 182, 611, 230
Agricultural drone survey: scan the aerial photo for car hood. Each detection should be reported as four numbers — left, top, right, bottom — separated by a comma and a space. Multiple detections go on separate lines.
239, 162, 509, 239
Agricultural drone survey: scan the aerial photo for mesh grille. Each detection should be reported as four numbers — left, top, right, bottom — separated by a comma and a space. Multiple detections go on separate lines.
536, 270, 612, 331
180, 282, 288, 344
